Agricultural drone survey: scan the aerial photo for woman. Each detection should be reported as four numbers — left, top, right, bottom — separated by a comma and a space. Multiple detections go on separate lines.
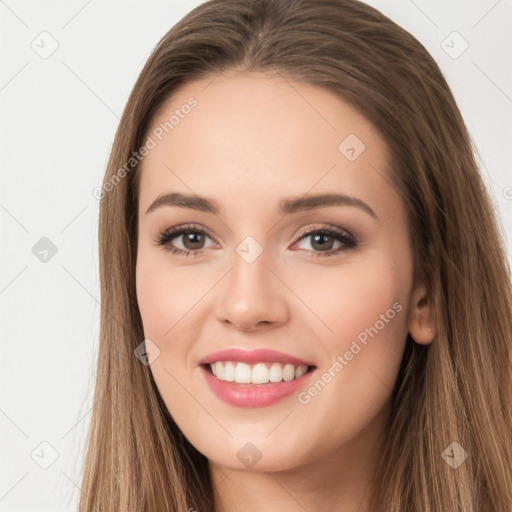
79, 0, 512, 510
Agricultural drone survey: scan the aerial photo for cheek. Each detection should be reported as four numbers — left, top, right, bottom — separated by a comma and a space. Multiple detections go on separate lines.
135, 252, 205, 418
135, 247, 203, 339
136, 261, 169, 339
290, 254, 409, 421
290, 253, 408, 351
334, 265, 406, 351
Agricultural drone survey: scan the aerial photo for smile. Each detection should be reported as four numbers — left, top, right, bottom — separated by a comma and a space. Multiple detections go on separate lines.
200, 363, 316, 408
207, 361, 310, 384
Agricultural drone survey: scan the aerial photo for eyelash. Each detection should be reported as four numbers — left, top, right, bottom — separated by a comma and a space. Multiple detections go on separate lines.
153, 223, 357, 258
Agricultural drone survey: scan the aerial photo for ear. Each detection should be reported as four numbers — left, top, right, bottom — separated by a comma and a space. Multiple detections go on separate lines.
407, 282, 435, 345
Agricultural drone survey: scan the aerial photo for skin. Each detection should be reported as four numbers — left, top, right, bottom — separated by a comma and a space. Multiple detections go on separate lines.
135, 70, 435, 512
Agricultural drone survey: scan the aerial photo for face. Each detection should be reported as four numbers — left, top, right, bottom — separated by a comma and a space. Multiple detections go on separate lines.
135, 71, 423, 474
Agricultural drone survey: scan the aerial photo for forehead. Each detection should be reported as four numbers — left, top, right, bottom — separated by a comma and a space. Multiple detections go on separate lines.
137, 71, 395, 217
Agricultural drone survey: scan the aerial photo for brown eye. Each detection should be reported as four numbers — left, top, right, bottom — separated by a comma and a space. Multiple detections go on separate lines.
154, 224, 215, 257
181, 232, 207, 250
293, 226, 357, 257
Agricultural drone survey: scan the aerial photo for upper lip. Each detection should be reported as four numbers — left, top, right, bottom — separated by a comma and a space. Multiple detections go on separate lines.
199, 348, 315, 367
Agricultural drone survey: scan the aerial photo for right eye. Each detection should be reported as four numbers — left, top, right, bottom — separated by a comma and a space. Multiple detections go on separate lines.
153, 224, 217, 257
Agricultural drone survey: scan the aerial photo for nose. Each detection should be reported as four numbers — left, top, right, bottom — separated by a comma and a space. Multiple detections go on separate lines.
215, 249, 290, 332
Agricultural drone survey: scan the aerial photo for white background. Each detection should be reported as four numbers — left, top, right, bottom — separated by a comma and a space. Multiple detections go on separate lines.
0, 0, 511, 510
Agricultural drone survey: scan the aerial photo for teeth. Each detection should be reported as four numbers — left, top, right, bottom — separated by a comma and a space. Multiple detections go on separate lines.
283, 364, 295, 381
295, 365, 308, 378
252, 363, 269, 384
209, 361, 310, 384
269, 362, 283, 382
235, 362, 252, 383
224, 361, 236, 382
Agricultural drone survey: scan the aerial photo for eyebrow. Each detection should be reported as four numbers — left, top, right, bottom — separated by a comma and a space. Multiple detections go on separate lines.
145, 192, 378, 220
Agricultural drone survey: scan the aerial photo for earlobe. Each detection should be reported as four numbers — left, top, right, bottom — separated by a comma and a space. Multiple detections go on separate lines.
408, 282, 436, 345
409, 324, 435, 345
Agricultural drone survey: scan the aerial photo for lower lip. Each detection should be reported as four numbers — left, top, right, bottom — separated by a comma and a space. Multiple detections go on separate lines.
200, 365, 316, 408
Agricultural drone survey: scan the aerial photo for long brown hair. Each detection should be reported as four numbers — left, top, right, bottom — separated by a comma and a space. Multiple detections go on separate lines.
78, 0, 512, 510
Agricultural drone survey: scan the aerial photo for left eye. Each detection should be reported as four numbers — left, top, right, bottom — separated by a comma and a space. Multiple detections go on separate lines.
154, 224, 357, 258
291, 226, 357, 257
293, 228, 356, 255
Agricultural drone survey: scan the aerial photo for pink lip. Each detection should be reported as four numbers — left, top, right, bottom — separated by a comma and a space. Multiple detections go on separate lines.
199, 365, 316, 408
198, 348, 314, 367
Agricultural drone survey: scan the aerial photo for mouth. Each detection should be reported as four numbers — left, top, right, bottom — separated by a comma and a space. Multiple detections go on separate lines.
202, 361, 317, 385
198, 347, 317, 407
199, 361, 318, 408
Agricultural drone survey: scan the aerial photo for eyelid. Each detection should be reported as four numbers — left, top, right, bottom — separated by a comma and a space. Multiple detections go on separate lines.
290, 224, 357, 255
153, 223, 217, 246
294, 223, 354, 241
